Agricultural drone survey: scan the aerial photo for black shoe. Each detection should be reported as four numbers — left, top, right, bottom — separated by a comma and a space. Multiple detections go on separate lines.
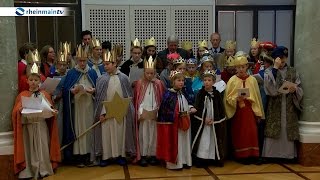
148, 156, 159, 166
255, 157, 266, 165
139, 156, 148, 167
183, 164, 192, 169
116, 157, 127, 166
214, 160, 224, 167
100, 159, 111, 167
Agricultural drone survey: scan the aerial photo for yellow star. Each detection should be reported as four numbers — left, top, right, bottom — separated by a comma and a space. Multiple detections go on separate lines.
103, 92, 132, 123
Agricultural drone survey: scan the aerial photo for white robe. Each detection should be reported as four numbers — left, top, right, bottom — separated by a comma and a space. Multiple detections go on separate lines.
73, 75, 94, 155
19, 94, 54, 179
138, 84, 157, 156
166, 93, 192, 169
100, 74, 126, 160
196, 95, 221, 160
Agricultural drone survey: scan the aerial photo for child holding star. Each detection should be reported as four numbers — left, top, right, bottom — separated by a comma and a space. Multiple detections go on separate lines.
93, 49, 136, 167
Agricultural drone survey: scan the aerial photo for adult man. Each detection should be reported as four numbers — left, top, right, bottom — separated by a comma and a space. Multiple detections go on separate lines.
209, 32, 225, 54
158, 35, 187, 72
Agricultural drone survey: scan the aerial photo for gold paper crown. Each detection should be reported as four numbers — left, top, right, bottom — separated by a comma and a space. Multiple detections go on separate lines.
30, 63, 39, 74
251, 38, 260, 48
234, 55, 248, 66
198, 40, 208, 49
225, 56, 235, 67
60, 41, 71, 54
225, 40, 236, 50
57, 50, 67, 62
181, 41, 193, 50
144, 56, 156, 69
173, 57, 186, 65
102, 49, 117, 63
76, 44, 89, 59
169, 70, 183, 79
202, 69, 216, 77
91, 38, 101, 47
27, 49, 40, 64
114, 44, 123, 56
131, 38, 141, 47
145, 37, 156, 47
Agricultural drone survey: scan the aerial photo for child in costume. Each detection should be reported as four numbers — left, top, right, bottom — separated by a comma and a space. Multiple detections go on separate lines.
121, 38, 144, 85
62, 45, 98, 167
157, 70, 197, 170
185, 58, 200, 82
224, 54, 264, 164
262, 46, 303, 161
160, 53, 179, 88
181, 41, 195, 59
88, 38, 105, 76
221, 56, 236, 83
134, 56, 166, 166
19, 50, 46, 93
193, 53, 224, 96
192, 70, 227, 167
12, 51, 60, 179
94, 49, 136, 167
172, 56, 195, 103
216, 40, 236, 70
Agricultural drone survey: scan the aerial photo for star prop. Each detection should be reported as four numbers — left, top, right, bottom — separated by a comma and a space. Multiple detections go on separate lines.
103, 92, 132, 123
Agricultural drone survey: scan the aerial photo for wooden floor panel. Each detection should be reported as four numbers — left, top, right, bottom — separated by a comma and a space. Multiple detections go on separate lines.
43, 161, 320, 180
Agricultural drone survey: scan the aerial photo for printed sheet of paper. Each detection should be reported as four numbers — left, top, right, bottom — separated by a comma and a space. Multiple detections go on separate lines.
237, 88, 250, 98
40, 98, 54, 118
214, 80, 226, 93
40, 77, 61, 94
278, 81, 297, 94
21, 96, 43, 114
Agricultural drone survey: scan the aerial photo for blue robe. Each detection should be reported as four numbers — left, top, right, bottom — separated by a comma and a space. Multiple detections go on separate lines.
62, 66, 98, 160
87, 59, 105, 75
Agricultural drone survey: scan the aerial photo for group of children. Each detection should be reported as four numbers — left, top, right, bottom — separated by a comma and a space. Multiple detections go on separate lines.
12, 35, 303, 179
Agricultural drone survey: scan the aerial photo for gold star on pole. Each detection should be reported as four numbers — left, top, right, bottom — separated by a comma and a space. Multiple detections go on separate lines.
103, 92, 132, 123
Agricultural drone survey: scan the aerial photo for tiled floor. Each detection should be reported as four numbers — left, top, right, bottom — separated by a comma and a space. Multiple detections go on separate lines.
44, 161, 320, 180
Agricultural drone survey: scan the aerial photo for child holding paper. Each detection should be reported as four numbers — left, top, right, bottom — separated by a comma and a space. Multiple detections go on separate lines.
262, 46, 303, 161
62, 45, 98, 167
12, 56, 60, 179
224, 54, 264, 164
133, 56, 165, 166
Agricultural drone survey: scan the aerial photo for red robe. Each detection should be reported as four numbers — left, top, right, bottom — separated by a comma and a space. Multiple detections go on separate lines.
221, 70, 234, 83
230, 76, 260, 158
133, 78, 165, 162
18, 74, 46, 93
12, 90, 61, 174
18, 60, 27, 81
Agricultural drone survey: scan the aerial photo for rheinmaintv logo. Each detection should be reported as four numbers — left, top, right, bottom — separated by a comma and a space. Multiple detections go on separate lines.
0, 7, 69, 16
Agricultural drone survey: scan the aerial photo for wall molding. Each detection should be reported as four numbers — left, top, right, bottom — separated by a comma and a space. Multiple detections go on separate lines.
0, 131, 13, 155
299, 121, 320, 143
